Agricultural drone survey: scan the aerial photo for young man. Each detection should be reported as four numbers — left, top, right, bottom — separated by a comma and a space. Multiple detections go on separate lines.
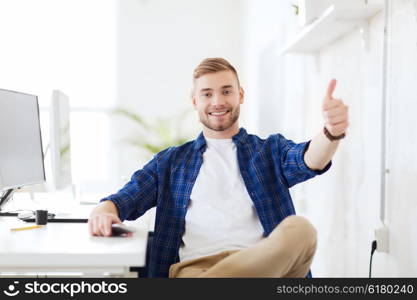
88, 58, 349, 278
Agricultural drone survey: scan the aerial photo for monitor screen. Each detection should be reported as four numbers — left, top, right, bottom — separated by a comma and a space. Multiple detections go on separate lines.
0, 89, 46, 191
50, 90, 72, 190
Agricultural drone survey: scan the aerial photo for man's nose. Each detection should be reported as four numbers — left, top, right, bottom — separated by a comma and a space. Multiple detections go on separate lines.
211, 94, 226, 106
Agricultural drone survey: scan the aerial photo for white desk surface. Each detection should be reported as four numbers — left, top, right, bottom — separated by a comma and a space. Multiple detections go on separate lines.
0, 217, 148, 275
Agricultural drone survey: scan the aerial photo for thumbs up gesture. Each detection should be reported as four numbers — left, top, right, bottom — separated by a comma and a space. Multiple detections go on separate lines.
322, 79, 349, 137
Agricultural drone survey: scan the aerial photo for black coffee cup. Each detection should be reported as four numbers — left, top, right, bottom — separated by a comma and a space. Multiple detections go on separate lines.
35, 210, 48, 225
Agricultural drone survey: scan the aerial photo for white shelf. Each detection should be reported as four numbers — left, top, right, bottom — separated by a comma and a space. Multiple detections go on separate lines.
281, 3, 383, 54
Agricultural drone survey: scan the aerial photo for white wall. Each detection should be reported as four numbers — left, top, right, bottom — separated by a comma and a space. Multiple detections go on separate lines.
244, 0, 417, 277
0, 0, 118, 196
383, 0, 417, 276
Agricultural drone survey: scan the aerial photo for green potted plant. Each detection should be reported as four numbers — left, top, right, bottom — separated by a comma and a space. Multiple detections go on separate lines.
113, 108, 195, 157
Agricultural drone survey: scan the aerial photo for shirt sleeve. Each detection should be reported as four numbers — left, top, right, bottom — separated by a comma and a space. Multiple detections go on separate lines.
100, 156, 158, 221
274, 134, 331, 188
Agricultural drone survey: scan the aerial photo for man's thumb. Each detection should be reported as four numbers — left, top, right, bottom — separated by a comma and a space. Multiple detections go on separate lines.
326, 79, 337, 100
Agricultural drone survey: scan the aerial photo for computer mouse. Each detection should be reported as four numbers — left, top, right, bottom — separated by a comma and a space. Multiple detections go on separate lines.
111, 223, 134, 236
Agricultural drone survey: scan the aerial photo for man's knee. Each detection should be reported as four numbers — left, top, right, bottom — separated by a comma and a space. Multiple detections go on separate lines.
271, 215, 317, 248
281, 215, 316, 231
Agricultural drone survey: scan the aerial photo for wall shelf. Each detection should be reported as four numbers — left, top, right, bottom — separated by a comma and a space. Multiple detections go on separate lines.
280, 3, 383, 54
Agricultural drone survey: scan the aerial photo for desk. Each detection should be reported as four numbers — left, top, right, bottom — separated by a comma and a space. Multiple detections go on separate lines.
0, 217, 148, 277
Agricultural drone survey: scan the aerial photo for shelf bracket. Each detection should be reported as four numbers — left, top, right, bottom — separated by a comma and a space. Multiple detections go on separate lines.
359, 20, 370, 51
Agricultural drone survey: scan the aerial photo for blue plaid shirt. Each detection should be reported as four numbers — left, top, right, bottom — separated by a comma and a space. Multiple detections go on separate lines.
101, 128, 331, 277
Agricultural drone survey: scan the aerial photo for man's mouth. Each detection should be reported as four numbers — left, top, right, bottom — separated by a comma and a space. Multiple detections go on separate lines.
208, 110, 230, 116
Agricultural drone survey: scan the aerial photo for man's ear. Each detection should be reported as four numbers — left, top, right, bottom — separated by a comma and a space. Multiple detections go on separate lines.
239, 86, 245, 104
191, 92, 197, 109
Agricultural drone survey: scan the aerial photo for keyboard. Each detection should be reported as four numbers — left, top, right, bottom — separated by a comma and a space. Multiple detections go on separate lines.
0, 212, 19, 217
18, 210, 90, 223
22, 217, 88, 223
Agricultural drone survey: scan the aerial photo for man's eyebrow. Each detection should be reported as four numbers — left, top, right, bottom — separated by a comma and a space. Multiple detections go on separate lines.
199, 85, 234, 92
200, 84, 233, 92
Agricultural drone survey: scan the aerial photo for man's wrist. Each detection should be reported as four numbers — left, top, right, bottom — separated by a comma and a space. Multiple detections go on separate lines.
93, 200, 119, 217
323, 126, 345, 141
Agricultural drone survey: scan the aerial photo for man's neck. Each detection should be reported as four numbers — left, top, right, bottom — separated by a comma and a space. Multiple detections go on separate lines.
203, 124, 240, 139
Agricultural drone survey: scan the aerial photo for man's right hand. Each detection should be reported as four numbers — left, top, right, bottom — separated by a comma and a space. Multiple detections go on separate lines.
88, 200, 122, 237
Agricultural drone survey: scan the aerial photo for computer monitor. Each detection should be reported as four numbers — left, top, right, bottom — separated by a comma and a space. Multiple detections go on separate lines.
0, 88, 46, 211
49, 90, 73, 190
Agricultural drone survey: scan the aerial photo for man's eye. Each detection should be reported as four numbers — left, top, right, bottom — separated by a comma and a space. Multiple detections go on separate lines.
223, 90, 232, 95
202, 93, 211, 97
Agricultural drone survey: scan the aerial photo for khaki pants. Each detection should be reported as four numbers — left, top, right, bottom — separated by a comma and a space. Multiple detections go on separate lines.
169, 215, 317, 278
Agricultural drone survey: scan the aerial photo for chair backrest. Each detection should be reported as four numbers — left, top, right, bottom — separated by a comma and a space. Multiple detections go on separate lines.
131, 231, 154, 278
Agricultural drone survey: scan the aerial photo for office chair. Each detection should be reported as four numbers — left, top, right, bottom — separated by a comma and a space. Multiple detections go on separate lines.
132, 231, 153, 278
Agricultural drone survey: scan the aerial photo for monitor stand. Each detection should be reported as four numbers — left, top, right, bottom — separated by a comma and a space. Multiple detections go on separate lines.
0, 189, 17, 216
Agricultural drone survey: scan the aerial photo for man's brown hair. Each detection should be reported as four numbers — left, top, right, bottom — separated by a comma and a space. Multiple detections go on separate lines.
193, 57, 240, 87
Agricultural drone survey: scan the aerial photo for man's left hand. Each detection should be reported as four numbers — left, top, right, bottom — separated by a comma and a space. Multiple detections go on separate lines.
322, 79, 349, 137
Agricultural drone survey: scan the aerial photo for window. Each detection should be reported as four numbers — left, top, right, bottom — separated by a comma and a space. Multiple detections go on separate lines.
0, 0, 118, 197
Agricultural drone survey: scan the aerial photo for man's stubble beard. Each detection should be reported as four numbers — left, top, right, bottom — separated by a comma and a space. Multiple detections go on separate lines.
199, 105, 240, 132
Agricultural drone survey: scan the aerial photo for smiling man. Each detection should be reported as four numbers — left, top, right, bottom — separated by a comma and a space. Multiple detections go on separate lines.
88, 58, 349, 278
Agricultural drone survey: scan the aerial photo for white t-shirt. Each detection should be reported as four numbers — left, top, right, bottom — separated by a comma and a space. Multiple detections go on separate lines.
179, 137, 264, 262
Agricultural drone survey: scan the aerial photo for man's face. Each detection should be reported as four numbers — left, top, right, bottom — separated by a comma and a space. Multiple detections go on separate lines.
192, 70, 244, 133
